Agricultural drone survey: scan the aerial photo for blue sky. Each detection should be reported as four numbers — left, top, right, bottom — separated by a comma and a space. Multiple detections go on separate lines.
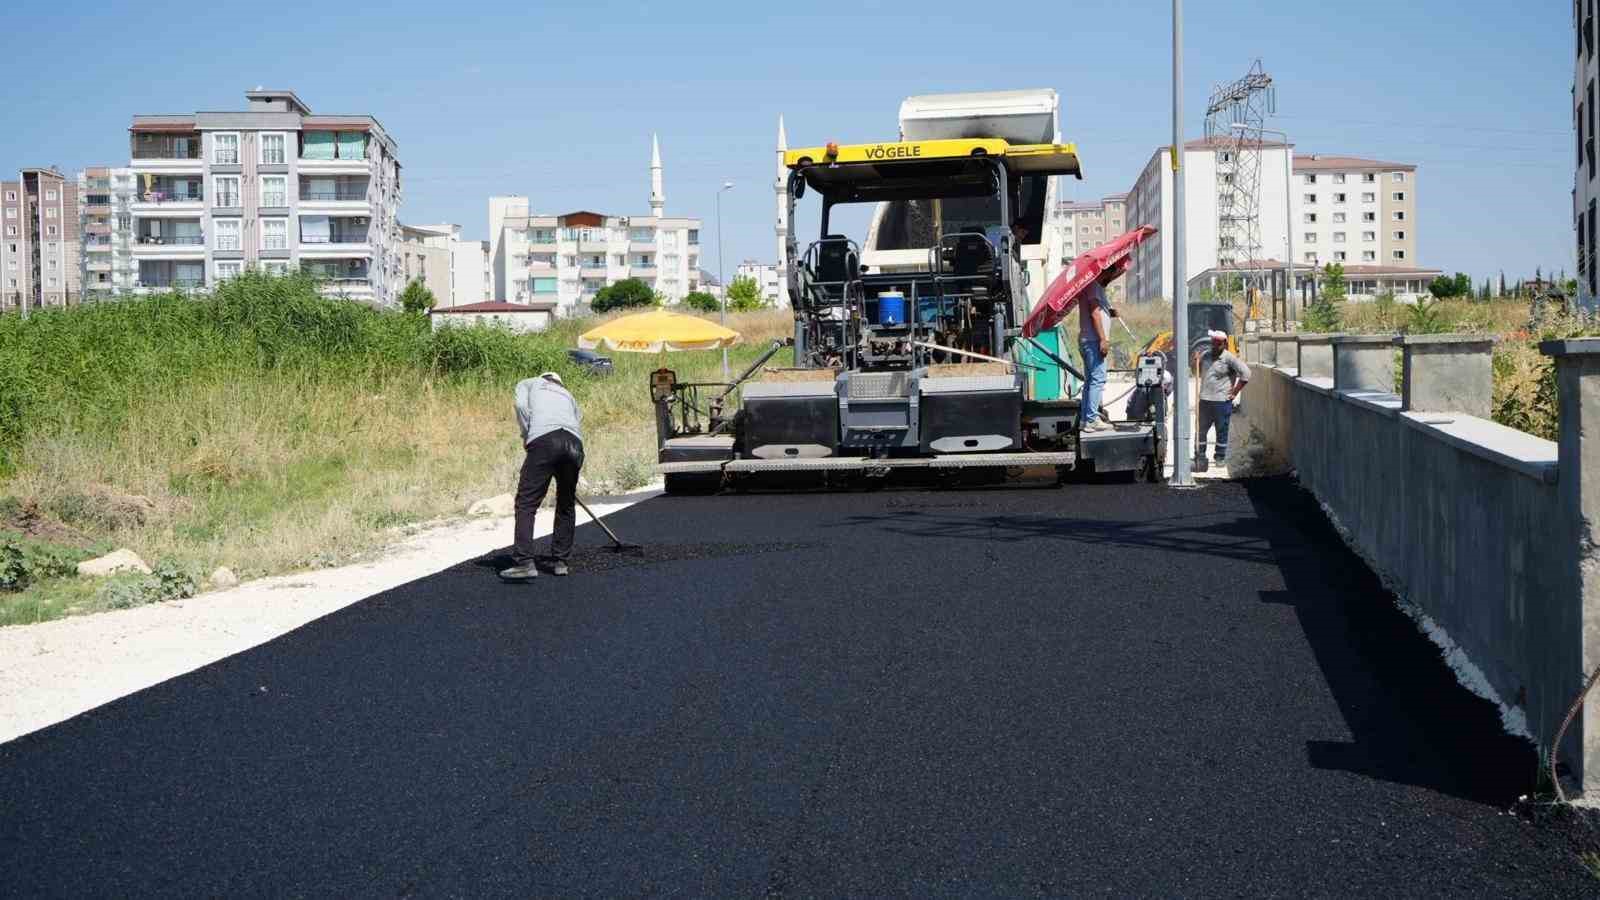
0, 0, 1575, 285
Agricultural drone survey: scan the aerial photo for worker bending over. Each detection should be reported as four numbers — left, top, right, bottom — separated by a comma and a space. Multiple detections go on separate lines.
1196, 330, 1250, 464
1077, 275, 1114, 434
501, 372, 585, 581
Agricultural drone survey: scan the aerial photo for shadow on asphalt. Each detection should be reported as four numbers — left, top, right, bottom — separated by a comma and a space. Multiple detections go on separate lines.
1241, 477, 1540, 805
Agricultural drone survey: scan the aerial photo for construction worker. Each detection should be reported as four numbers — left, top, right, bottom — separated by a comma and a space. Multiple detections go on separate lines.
1078, 275, 1113, 433
1195, 330, 1250, 464
500, 372, 584, 581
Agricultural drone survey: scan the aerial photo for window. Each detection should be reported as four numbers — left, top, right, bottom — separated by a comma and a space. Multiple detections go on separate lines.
1303, 213, 1317, 223
1303, 193, 1317, 203
1303, 232, 1317, 243
215, 261, 242, 281
1361, 192, 1376, 203
3, 209, 12, 219
262, 218, 287, 250
1392, 191, 1406, 202
1332, 173, 1346, 184
47, 258, 55, 269
1393, 250, 1407, 261
262, 261, 289, 276
46, 225, 56, 236
1362, 231, 1376, 242
1303, 174, 1317, 184
261, 133, 287, 165
261, 176, 287, 208
45, 190, 57, 201
687, 229, 699, 244
1334, 251, 1347, 262
1362, 250, 1376, 261
1393, 211, 1406, 221
214, 176, 240, 207
1362, 212, 1376, 223
48, 276, 57, 287
214, 218, 241, 250
45, 207, 56, 219
1393, 230, 1407, 241
1333, 232, 1347, 243
213, 133, 239, 165
1393, 172, 1406, 183
1304, 252, 1318, 264
1332, 212, 1347, 224
4, 226, 12, 235
1362, 173, 1376, 183
1333, 193, 1347, 204
3, 191, 12, 201
532, 277, 558, 294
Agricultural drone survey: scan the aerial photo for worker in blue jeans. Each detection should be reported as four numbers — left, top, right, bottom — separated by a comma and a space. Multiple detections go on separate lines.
1195, 330, 1251, 463
1077, 278, 1113, 433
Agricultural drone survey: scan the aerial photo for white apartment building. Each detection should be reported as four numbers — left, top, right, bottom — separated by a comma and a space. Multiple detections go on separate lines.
126, 89, 402, 304
1576, 1, 1598, 309
489, 136, 701, 310
78, 167, 138, 300
734, 260, 783, 306
398, 222, 487, 308
1125, 139, 1432, 303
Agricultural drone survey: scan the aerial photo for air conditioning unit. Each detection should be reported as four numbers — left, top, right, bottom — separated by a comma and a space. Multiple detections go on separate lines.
353, 217, 368, 225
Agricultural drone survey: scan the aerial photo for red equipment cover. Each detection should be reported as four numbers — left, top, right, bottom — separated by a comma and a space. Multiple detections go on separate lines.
1020, 225, 1158, 338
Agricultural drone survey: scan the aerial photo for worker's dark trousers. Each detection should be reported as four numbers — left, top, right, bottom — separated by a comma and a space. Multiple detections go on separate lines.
1196, 399, 1232, 462
512, 429, 585, 566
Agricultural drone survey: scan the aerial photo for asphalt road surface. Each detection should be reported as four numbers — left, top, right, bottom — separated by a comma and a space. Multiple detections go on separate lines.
2, 477, 1594, 895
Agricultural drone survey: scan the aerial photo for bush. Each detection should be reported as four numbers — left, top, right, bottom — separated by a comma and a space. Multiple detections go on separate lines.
726, 276, 768, 312
681, 291, 719, 313
95, 559, 199, 610
0, 531, 89, 592
399, 279, 436, 315
592, 278, 657, 313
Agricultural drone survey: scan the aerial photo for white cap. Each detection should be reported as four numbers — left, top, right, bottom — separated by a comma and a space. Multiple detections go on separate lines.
540, 371, 564, 385
1207, 330, 1227, 340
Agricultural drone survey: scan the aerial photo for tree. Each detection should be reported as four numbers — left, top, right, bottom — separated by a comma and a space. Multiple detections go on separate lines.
1303, 263, 1344, 332
681, 291, 719, 313
725, 276, 768, 312
591, 278, 657, 313
399, 279, 436, 315
1499, 270, 1507, 297
1429, 272, 1471, 300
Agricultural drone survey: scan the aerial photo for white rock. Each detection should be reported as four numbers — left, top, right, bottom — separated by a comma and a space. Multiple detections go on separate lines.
467, 493, 514, 517
77, 549, 152, 578
209, 567, 239, 588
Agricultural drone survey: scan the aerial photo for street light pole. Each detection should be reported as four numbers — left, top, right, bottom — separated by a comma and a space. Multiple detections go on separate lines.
716, 180, 733, 379
1171, 0, 1193, 486
1235, 123, 1293, 329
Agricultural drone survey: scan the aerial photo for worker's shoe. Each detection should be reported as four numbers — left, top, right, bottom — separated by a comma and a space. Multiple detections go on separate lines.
1081, 420, 1114, 434
550, 561, 570, 577
498, 563, 539, 581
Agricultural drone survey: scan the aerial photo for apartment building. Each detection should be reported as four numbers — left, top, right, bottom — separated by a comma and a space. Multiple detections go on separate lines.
734, 260, 783, 305
489, 137, 701, 310
1049, 194, 1128, 305
397, 223, 493, 308
1575, 0, 1598, 308
1294, 155, 1416, 269
1, 168, 80, 311
126, 89, 402, 304
78, 167, 138, 300
1124, 139, 1431, 303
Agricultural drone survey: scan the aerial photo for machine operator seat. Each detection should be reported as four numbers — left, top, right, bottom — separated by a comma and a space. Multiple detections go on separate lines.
814, 234, 860, 284
940, 230, 997, 279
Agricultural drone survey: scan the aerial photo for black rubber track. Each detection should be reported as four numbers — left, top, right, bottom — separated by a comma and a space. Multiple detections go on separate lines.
1, 477, 1593, 896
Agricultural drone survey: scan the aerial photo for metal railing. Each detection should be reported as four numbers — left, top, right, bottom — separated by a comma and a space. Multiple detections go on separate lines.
213, 150, 239, 165
131, 146, 201, 160
299, 188, 368, 201
137, 191, 205, 204
137, 278, 204, 289
136, 235, 205, 246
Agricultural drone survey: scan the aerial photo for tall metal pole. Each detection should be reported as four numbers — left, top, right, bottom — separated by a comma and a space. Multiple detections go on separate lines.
717, 181, 733, 379
1284, 142, 1293, 328
1171, 0, 1193, 485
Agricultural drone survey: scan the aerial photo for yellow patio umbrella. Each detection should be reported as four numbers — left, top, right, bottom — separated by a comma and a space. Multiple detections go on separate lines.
578, 309, 742, 353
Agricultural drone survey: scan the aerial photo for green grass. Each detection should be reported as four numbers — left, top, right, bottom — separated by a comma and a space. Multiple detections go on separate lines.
0, 275, 794, 626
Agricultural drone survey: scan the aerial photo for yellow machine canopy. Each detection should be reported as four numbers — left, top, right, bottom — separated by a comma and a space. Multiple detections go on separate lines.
784, 138, 1082, 202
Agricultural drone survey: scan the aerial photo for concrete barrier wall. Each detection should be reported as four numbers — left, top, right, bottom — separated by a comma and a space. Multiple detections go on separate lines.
1234, 338, 1600, 792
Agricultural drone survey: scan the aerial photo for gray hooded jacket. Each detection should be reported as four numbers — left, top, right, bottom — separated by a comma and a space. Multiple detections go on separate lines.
515, 378, 583, 447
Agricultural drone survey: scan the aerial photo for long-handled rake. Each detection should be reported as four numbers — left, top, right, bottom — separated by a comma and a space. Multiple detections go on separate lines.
575, 495, 643, 552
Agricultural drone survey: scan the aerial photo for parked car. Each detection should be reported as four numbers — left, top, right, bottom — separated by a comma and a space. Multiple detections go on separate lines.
567, 348, 614, 376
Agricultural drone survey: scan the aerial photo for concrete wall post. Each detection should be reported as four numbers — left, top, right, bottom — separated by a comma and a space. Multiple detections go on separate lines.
1295, 334, 1339, 380
1542, 338, 1600, 793
1395, 334, 1496, 418
1332, 334, 1397, 393
1259, 333, 1279, 366
1243, 334, 1259, 364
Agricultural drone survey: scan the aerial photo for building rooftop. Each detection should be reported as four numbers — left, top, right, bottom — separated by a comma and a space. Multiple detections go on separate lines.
1293, 154, 1416, 173
1196, 260, 1441, 277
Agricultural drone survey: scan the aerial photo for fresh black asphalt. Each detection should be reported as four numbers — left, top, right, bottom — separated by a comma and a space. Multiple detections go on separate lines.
2, 477, 1595, 895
